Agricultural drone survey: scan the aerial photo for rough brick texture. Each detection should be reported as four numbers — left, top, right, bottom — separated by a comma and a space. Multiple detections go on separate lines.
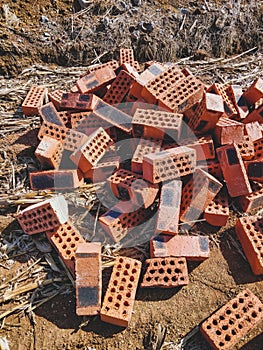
70, 127, 113, 173
48, 89, 65, 110
16, 195, 68, 235
22, 86, 47, 115
30, 169, 84, 190
216, 143, 252, 197
156, 180, 182, 234
237, 181, 263, 212
63, 129, 89, 152
235, 215, 263, 275
35, 136, 63, 169
60, 93, 99, 111
245, 160, 263, 182
141, 257, 188, 288
58, 111, 71, 128
86, 60, 119, 74
132, 137, 162, 174
236, 135, 255, 160
99, 202, 152, 242
75, 242, 102, 316
76, 67, 116, 94
39, 102, 65, 126
204, 189, 229, 227
103, 70, 135, 105
119, 48, 135, 65
244, 122, 262, 141
180, 168, 222, 224
83, 156, 120, 182
207, 83, 238, 118
143, 146, 196, 184
150, 234, 210, 260
242, 104, 263, 124
132, 109, 183, 140
242, 78, 263, 105
225, 84, 249, 120
180, 135, 215, 161
201, 289, 263, 350
214, 117, 244, 145
100, 256, 141, 327
46, 221, 85, 276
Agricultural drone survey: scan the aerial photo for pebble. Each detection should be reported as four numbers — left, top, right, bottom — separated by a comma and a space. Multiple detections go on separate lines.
41, 15, 49, 23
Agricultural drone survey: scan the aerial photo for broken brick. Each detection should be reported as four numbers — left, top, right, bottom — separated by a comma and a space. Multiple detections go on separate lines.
207, 83, 238, 118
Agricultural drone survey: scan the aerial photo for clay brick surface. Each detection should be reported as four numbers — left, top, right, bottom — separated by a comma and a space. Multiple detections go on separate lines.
76, 67, 116, 94
38, 121, 68, 142
100, 256, 141, 327
22, 86, 48, 115
39, 102, 65, 127
187, 92, 224, 133
197, 159, 223, 179
143, 146, 196, 184
16, 195, 68, 235
30, 169, 84, 190
156, 180, 182, 234
150, 234, 210, 260
116, 63, 140, 78
225, 84, 249, 120
245, 160, 263, 182
70, 127, 113, 173
201, 289, 263, 349
158, 75, 205, 113
132, 137, 162, 174
251, 137, 263, 161
75, 242, 101, 316
244, 121, 262, 141
83, 155, 120, 182
180, 168, 223, 224
99, 202, 152, 242
237, 181, 263, 212
204, 189, 229, 227
63, 129, 89, 152
235, 135, 255, 160
119, 48, 135, 65
103, 70, 135, 106
86, 60, 119, 74
141, 257, 188, 288
60, 93, 99, 110
214, 117, 244, 145
132, 109, 183, 140
35, 136, 63, 169
46, 221, 85, 276
216, 143, 252, 197
107, 169, 159, 208
242, 78, 263, 105
242, 104, 263, 124
235, 215, 263, 275
180, 135, 215, 161
207, 83, 238, 118
69, 111, 87, 129
58, 111, 71, 128
48, 89, 65, 110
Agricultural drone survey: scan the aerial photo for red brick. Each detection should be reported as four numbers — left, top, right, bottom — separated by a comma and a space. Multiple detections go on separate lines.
29, 169, 84, 190
237, 181, 263, 212
150, 234, 210, 260
242, 78, 263, 106
251, 137, 263, 161
207, 83, 239, 118
70, 127, 112, 173
119, 48, 135, 65
179, 135, 215, 161
158, 75, 205, 113
22, 86, 48, 115
76, 67, 116, 94
235, 135, 255, 160
58, 111, 72, 128
141, 257, 188, 288
16, 195, 68, 235
214, 117, 244, 145
75, 242, 102, 316
86, 60, 119, 74
216, 143, 252, 197
156, 180, 182, 234
35, 136, 63, 169
201, 289, 263, 350
100, 256, 141, 327
204, 189, 229, 227
103, 70, 135, 105
46, 221, 85, 276
132, 109, 183, 140
143, 146, 196, 184
245, 160, 263, 182
107, 169, 159, 208
38, 121, 68, 142
197, 159, 223, 180
99, 202, 152, 242
242, 104, 263, 124
180, 168, 223, 225
115, 63, 140, 78
187, 92, 224, 133
60, 93, 99, 111
39, 102, 65, 127
70, 85, 79, 93
83, 155, 120, 182
131, 137, 162, 174
69, 111, 87, 129
48, 89, 65, 110
63, 129, 89, 152
129, 99, 151, 115
244, 121, 262, 141
225, 84, 249, 120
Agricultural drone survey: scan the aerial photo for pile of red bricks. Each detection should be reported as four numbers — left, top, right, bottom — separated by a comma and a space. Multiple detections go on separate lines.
16, 48, 263, 348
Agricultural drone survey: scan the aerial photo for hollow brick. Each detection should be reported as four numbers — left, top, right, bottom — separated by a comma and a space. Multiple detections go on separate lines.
204, 189, 229, 227
235, 135, 255, 160
207, 83, 239, 118
244, 122, 262, 141
242, 78, 263, 106
179, 135, 215, 161
22, 85, 48, 115
214, 117, 244, 145
225, 84, 249, 120
236, 181, 263, 212
76, 67, 116, 94
35, 136, 63, 169
48, 89, 65, 110
63, 129, 89, 152
60, 93, 99, 111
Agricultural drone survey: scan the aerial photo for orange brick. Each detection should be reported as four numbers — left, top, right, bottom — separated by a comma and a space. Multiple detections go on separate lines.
29, 169, 84, 190
69, 111, 87, 129
237, 181, 263, 212
216, 144, 252, 197
115, 63, 140, 78
48, 89, 65, 110
207, 83, 239, 118
242, 78, 263, 105
46, 221, 85, 276
204, 189, 229, 227
180, 168, 222, 225
251, 137, 263, 161
16, 195, 68, 235
38, 121, 68, 142
235, 135, 255, 160
141, 257, 188, 288
142, 146, 196, 184
242, 104, 263, 124
100, 256, 141, 327
103, 70, 135, 105
179, 135, 215, 161
58, 111, 71, 128
35, 136, 63, 169
197, 159, 223, 179
75, 242, 102, 316
119, 48, 135, 65
83, 155, 120, 182
76, 67, 116, 94
63, 129, 89, 152
244, 121, 262, 141
60, 93, 100, 110
132, 109, 183, 140
22, 86, 48, 115
201, 289, 263, 349
86, 60, 119, 74
150, 234, 210, 260
214, 117, 244, 145
70, 127, 113, 173
225, 84, 249, 120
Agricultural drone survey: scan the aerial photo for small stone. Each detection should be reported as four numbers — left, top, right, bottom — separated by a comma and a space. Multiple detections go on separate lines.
41, 15, 49, 23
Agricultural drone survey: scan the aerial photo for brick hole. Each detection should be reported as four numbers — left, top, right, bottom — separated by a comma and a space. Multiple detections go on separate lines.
235, 314, 241, 319
238, 324, 243, 329
66, 250, 71, 255
222, 325, 228, 330
225, 335, 231, 342
226, 309, 231, 315
113, 279, 118, 285
122, 277, 126, 283
146, 277, 151, 282
115, 303, 120, 309
213, 319, 218, 325
117, 294, 122, 301
216, 330, 221, 335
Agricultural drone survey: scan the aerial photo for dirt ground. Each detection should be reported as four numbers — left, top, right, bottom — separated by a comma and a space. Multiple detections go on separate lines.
0, 0, 263, 349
